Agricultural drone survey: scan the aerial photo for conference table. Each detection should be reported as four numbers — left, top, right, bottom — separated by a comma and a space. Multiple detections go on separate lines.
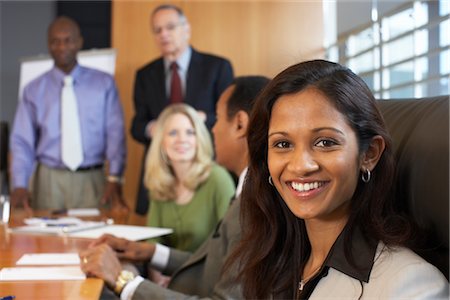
0, 209, 128, 300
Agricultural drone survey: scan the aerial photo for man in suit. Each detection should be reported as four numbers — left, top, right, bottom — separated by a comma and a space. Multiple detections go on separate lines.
79, 76, 270, 299
131, 4, 234, 215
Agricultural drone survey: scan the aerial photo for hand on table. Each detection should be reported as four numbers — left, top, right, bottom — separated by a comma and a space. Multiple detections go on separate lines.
79, 243, 121, 288
10, 187, 33, 216
89, 233, 156, 262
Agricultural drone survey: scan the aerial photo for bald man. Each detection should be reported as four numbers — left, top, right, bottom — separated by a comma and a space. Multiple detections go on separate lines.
10, 16, 127, 212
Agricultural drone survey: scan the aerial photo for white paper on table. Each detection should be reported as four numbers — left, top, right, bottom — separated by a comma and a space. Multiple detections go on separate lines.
16, 253, 80, 265
23, 217, 85, 226
67, 208, 100, 217
13, 217, 106, 234
0, 266, 86, 281
68, 224, 173, 241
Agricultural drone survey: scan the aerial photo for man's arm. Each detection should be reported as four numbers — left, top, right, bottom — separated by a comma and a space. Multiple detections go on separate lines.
10, 87, 37, 209
162, 248, 192, 275
79, 235, 195, 299
206, 59, 234, 129
215, 59, 234, 100
130, 70, 152, 145
102, 78, 127, 208
131, 199, 243, 299
104, 78, 126, 177
131, 265, 242, 300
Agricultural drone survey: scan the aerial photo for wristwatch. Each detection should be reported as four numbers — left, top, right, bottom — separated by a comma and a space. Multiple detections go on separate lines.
107, 175, 124, 184
114, 270, 135, 295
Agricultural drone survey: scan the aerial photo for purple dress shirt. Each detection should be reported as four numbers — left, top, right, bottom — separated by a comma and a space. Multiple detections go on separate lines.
10, 64, 126, 189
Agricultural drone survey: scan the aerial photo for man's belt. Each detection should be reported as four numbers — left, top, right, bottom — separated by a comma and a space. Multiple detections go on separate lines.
74, 164, 104, 171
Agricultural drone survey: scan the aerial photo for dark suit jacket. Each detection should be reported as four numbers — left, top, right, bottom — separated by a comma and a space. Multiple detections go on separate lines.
132, 197, 243, 299
130, 48, 234, 215
131, 47, 234, 145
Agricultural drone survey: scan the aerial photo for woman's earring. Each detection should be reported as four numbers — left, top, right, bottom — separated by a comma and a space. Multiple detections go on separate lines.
268, 176, 274, 186
361, 169, 371, 183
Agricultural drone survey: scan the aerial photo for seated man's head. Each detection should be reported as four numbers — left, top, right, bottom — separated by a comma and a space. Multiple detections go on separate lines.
212, 76, 270, 176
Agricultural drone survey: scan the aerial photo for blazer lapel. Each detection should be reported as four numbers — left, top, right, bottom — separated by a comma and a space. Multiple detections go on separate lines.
172, 237, 210, 277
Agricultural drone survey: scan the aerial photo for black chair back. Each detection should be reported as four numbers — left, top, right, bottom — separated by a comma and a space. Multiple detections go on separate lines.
378, 96, 449, 279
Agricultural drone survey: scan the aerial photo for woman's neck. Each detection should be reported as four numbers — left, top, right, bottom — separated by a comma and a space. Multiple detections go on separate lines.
171, 161, 194, 205
304, 217, 348, 274
171, 161, 192, 181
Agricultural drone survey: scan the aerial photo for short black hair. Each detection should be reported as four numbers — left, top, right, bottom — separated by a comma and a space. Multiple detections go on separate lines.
226, 76, 270, 120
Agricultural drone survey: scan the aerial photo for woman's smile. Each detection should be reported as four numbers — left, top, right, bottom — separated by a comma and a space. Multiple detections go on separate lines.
287, 180, 329, 198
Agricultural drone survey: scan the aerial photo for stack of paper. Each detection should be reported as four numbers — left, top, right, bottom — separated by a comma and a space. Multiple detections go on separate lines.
16, 253, 81, 265
11, 216, 173, 241
68, 224, 173, 241
0, 266, 86, 281
67, 208, 100, 217
1, 224, 173, 281
12, 217, 106, 234
0, 253, 85, 281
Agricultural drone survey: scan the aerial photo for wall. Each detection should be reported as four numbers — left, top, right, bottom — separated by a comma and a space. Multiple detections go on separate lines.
0, 1, 325, 223
111, 1, 325, 223
0, 1, 55, 126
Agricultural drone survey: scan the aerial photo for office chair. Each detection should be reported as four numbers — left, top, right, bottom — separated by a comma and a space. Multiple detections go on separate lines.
378, 95, 449, 279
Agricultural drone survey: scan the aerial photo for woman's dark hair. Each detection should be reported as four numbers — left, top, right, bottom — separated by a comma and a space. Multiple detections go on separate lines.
226, 60, 413, 298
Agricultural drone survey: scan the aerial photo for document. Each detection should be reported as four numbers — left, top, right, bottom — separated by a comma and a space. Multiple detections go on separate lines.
12, 217, 106, 234
11, 217, 173, 241
0, 266, 86, 281
68, 224, 173, 241
16, 253, 80, 265
67, 208, 100, 217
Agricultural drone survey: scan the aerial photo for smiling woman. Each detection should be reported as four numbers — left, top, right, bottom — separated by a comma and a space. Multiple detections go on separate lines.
144, 103, 235, 252
226, 59, 448, 299
267, 88, 366, 223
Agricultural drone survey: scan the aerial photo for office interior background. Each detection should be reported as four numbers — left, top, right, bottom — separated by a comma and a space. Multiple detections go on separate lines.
1, 0, 448, 221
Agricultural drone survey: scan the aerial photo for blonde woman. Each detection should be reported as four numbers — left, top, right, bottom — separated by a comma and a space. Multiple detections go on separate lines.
145, 103, 235, 252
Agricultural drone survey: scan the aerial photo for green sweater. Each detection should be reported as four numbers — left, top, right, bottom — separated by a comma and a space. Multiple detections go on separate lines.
147, 163, 235, 252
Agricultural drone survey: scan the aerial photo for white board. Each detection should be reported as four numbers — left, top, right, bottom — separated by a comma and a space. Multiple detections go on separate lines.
18, 48, 116, 100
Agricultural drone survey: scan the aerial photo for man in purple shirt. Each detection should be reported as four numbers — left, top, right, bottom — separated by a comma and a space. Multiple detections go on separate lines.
10, 16, 127, 212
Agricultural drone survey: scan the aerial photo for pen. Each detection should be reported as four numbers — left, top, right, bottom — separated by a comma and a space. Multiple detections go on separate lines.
45, 223, 77, 227
0, 296, 16, 300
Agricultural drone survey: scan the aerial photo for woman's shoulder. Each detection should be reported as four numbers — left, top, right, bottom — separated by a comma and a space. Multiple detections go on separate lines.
313, 243, 448, 299
370, 243, 448, 294
199, 163, 235, 192
208, 163, 233, 180
376, 243, 439, 270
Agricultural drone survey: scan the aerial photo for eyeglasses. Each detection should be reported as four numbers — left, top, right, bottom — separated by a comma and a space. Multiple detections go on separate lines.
153, 22, 185, 35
